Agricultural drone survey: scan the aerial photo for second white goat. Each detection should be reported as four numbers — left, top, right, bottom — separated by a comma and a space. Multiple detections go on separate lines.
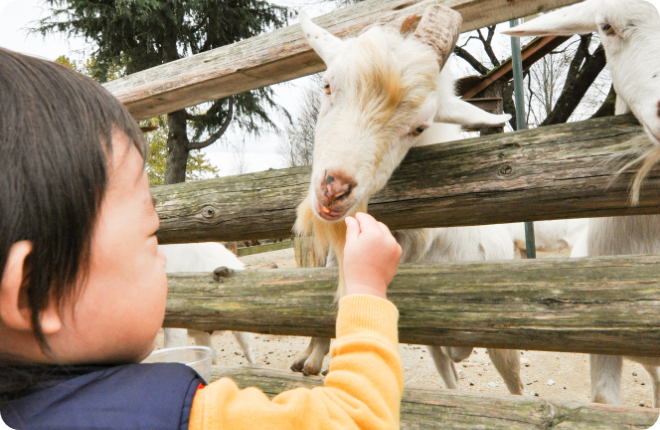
504, 0, 660, 407
160, 242, 256, 365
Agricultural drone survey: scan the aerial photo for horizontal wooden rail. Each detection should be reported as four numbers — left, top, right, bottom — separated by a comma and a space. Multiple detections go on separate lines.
153, 114, 660, 244
237, 240, 293, 257
104, 0, 582, 120
165, 254, 660, 357
211, 367, 658, 429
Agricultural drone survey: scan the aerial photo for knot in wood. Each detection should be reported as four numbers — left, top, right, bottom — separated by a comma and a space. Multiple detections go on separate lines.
540, 297, 568, 307
201, 206, 216, 218
213, 266, 234, 282
499, 165, 513, 175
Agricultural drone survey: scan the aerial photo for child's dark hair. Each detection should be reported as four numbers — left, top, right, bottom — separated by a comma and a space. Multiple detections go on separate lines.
0, 48, 146, 398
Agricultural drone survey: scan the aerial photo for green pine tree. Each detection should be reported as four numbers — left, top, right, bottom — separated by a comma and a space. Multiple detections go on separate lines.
38, 0, 291, 185
55, 55, 219, 184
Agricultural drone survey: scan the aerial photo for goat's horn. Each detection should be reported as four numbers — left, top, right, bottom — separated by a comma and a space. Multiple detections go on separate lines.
413, 5, 462, 70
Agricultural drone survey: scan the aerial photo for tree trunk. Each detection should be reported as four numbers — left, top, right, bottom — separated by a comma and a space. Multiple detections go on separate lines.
541, 45, 607, 126
165, 109, 190, 185
591, 84, 616, 119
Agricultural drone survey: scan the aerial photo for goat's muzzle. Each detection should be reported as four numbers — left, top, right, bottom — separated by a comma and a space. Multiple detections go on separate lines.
315, 171, 357, 220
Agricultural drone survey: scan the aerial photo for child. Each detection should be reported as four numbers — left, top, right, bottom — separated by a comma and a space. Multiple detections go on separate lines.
0, 48, 404, 430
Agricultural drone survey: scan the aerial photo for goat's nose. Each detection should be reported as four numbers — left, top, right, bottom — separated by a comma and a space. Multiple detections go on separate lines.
322, 171, 357, 202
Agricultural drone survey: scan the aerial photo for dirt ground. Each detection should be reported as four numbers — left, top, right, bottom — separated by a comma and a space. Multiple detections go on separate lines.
155, 247, 658, 410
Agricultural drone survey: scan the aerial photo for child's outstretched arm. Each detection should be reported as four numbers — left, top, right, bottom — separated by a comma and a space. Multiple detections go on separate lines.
189, 212, 403, 430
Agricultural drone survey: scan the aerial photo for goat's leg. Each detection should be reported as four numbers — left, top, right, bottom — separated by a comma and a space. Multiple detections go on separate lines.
488, 348, 524, 395
164, 328, 188, 348
232, 331, 256, 364
291, 337, 331, 376
291, 337, 318, 372
627, 356, 660, 407
590, 354, 623, 405
640, 363, 660, 408
446, 347, 474, 363
427, 346, 459, 389
303, 337, 331, 376
190, 330, 217, 365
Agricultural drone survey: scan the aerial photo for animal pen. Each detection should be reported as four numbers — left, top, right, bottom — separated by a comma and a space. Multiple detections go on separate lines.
105, 0, 660, 428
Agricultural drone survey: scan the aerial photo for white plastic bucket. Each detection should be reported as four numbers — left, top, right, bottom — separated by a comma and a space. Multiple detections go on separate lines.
143, 346, 213, 383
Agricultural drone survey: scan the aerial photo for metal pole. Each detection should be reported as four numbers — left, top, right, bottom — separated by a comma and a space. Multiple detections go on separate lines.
509, 18, 536, 259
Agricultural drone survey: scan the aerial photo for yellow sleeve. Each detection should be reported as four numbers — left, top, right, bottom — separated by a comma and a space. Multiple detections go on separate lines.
189, 294, 403, 430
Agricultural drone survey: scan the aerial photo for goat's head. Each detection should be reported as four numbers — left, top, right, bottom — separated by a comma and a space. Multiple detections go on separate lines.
299, 7, 511, 223
503, 0, 660, 146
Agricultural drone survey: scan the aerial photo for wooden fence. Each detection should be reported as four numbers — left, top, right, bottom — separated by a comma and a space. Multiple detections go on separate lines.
152, 114, 659, 243
104, 0, 584, 120
212, 367, 658, 429
107, 0, 660, 426
166, 255, 660, 357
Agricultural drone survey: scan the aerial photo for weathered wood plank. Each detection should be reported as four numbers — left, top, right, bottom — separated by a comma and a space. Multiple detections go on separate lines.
210, 366, 657, 429
104, 0, 582, 120
237, 240, 293, 257
165, 254, 660, 357
153, 114, 660, 244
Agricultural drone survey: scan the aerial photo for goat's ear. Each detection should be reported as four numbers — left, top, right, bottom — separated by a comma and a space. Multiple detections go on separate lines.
412, 6, 462, 70
299, 11, 344, 66
436, 98, 511, 127
501, 1, 598, 36
386, 14, 421, 35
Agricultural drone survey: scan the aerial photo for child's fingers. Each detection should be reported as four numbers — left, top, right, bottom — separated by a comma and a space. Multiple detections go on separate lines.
377, 221, 393, 236
345, 216, 361, 242
354, 212, 381, 233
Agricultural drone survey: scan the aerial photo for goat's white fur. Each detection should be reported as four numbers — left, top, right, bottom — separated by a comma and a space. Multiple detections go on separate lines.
160, 243, 256, 365
504, 0, 660, 407
506, 219, 588, 254
294, 13, 523, 394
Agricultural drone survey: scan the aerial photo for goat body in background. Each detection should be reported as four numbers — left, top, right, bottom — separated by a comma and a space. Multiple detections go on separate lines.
506, 219, 588, 257
160, 242, 256, 365
292, 7, 525, 395
504, 0, 660, 407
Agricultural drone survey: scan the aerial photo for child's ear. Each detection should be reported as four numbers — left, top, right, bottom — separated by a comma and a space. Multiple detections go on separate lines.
0, 241, 62, 334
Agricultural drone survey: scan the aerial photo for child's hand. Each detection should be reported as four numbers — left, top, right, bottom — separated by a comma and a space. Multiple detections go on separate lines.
343, 212, 402, 299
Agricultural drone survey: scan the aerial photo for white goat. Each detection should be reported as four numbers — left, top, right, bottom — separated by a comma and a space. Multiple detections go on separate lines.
293, 7, 524, 395
504, 0, 660, 406
506, 219, 588, 257
160, 242, 256, 365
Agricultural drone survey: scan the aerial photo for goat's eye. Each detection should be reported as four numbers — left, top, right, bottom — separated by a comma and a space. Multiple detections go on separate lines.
601, 23, 616, 36
411, 125, 428, 137
324, 83, 331, 95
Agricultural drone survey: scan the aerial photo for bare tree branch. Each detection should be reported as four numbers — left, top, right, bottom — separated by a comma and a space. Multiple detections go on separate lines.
541, 43, 606, 126
476, 26, 500, 67
187, 98, 234, 150
454, 45, 489, 75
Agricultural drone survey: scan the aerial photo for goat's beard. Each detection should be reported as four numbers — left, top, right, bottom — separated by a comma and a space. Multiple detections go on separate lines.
609, 134, 660, 206
294, 195, 368, 301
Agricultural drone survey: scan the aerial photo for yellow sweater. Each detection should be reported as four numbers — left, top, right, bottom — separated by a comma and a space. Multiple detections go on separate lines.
189, 295, 402, 430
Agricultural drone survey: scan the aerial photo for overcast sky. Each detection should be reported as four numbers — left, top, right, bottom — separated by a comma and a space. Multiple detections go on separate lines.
0, 0, 333, 177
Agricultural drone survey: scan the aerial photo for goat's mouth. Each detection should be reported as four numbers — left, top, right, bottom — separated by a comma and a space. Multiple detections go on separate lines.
313, 200, 345, 221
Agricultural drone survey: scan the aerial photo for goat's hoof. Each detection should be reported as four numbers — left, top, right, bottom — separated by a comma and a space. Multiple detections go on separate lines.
302, 363, 322, 376
321, 368, 329, 376
290, 362, 304, 373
